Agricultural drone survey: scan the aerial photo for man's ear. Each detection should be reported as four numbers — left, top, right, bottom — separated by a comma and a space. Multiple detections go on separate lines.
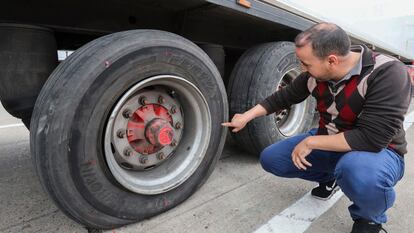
327, 55, 338, 65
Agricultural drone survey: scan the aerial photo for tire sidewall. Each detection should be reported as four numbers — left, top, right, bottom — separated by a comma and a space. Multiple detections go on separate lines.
37, 32, 227, 220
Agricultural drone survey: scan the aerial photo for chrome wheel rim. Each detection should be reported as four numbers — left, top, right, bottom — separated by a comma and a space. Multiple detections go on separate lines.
274, 68, 307, 137
104, 75, 211, 195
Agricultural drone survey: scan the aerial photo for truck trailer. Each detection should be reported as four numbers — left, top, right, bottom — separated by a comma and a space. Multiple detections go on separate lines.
0, 0, 412, 230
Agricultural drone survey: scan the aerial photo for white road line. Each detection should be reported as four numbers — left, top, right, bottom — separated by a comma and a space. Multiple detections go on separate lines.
0, 123, 24, 129
254, 191, 343, 233
404, 110, 414, 130
253, 109, 414, 233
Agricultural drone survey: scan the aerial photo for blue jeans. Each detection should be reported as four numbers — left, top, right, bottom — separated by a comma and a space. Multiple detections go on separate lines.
259, 129, 405, 224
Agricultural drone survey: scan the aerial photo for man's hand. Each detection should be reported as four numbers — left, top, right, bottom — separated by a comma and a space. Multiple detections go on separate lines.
221, 113, 249, 133
221, 104, 268, 133
292, 137, 313, 170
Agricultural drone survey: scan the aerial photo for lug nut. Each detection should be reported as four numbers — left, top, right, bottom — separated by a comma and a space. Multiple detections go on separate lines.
139, 96, 149, 105
140, 156, 148, 164
170, 140, 177, 147
123, 109, 132, 119
124, 149, 132, 157
158, 96, 165, 104
170, 105, 177, 114
157, 152, 165, 160
117, 129, 126, 138
175, 122, 182, 129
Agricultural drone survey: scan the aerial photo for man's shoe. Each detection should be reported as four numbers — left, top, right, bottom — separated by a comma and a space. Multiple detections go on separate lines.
311, 179, 339, 200
351, 219, 388, 233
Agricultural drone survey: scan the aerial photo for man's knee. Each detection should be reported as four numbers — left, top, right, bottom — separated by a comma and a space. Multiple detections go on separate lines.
335, 152, 379, 196
259, 145, 291, 177
259, 146, 274, 173
336, 151, 398, 219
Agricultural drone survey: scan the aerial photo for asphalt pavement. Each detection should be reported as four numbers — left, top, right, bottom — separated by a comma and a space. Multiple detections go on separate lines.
0, 102, 413, 233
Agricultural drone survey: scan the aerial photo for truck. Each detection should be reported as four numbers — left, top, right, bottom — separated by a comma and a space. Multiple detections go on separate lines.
1, 0, 413, 230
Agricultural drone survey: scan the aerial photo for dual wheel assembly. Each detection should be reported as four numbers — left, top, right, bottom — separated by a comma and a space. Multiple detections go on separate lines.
29, 30, 314, 229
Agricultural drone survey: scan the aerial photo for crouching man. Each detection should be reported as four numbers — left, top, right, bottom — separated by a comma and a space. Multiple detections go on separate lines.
222, 22, 412, 233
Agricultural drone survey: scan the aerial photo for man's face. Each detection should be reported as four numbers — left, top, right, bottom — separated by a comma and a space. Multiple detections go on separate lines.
295, 43, 333, 81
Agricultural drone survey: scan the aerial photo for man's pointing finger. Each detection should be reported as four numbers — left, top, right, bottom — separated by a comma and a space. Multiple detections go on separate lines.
221, 122, 233, 127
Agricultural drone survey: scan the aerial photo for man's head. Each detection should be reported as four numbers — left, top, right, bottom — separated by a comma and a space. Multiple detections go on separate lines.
295, 22, 351, 80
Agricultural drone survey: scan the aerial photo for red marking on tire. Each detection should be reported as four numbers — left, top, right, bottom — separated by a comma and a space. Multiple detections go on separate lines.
164, 197, 170, 207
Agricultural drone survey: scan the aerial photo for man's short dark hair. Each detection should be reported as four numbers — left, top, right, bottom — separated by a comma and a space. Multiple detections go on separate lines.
295, 22, 351, 58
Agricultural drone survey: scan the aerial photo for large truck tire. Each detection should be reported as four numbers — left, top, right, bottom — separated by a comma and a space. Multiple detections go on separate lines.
228, 42, 315, 155
30, 30, 228, 229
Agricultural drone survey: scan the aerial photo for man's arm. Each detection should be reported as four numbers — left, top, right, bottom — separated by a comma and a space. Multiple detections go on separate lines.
343, 61, 412, 152
223, 72, 311, 131
292, 133, 351, 170
221, 104, 267, 132
259, 72, 311, 115
306, 133, 351, 152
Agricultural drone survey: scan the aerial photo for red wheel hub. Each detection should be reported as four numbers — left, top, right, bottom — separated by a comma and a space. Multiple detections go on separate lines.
126, 104, 174, 154
145, 119, 174, 146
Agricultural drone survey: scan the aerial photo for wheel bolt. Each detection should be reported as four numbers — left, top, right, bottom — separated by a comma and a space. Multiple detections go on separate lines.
117, 129, 126, 138
175, 122, 182, 129
157, 152, 165, 160
170, 105, 177, 114
140, 156, 148, 164
139, 96, 149, 105
124, 149, 132, 157
158, 96, 165, 104
123, 109, 132, 119
171, 140, 177, 147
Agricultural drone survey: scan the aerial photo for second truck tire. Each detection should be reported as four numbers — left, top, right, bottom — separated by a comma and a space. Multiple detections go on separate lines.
228, 42, 315, 155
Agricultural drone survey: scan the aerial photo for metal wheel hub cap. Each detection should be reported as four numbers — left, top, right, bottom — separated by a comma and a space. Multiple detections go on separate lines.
143, 118, 174, 147
126, 104, 175, 153
112, 89, 184, 170
104, 75, 211, 195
